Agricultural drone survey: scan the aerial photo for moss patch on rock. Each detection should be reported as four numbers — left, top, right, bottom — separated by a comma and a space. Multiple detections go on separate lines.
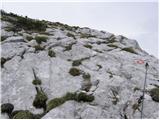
32, 79, 42, 85
149, 87, 159, 102
1, 103, 14, 114
35, 35, 48, 44
13, 110, 34, 119
48, 50, 56, 57
33, 88, 48, 110
121, 47, 137, 54
69, 67, 81, 76
46, 92, 94, 112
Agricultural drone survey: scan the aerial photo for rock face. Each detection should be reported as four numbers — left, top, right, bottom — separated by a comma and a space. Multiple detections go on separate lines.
1, 11, 159, 119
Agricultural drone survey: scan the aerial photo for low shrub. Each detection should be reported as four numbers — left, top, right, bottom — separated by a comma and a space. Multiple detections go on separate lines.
32, 79, 42, 85
149, 87, 159, 102
76, 92, 94, 102
46, 92, 94, 112
84, 44, 92, 49
48, 50, 56, 57
33, 88, 48, 110
82, 73, 91, 80
80, 33, 96, 38
26, 35, 33, 41
13, 110, 34, 119
34, 45, 45, 51
1, 103, 14, 114
35, 35, 48, 44
46, 97, 66, 112
69, 68, 81, 76
121, 47, 137, 54
72, 60, 82, 66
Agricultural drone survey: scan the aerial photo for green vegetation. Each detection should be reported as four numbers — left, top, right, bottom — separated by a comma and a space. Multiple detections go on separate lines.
46, 92, 94, 112
1, 103, 14, 114
34, 45, 45, 51
108, 44, 118, 48
84, 44, 92, 49
33, 87, 48, 110
76, 92, 94, 102
35, 35, 48, 44
32, 79, 42, 85
69, 67, 81, 76
66, 32, 76, 39
121, 47, 137, 54
1, 10, 47, 32
149, 87, 159, 102
26, 35, 33, 41
48, 49, 56, 57
13, 110, 34, 119
82, 73, 91, 80
72, 59, 82, 66
80, 33, 96, 38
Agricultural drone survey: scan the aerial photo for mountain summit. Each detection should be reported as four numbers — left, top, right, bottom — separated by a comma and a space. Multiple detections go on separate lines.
1, 11, 159, 119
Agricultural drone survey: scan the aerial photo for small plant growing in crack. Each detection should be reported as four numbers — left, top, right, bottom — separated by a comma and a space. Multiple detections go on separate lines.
33, 86, 48, 111
81, 73, 92, 92
35, 35, 48, 44
32, 79, 42, 86
48, 49, 56, 57
69, 67, 81, 76
1, 103, 14, 118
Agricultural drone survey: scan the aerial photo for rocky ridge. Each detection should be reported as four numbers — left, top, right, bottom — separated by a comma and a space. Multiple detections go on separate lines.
0, 11, 159, 119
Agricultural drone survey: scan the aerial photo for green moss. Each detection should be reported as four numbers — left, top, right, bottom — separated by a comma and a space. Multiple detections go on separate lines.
48, 50, 56, 57
46, 92, 94, 112
34, 45, 45, 51
11, 110, 24, 118
66, 32, 76, 39
64, 92, 77, 100
1, 103, 14, 114
72, 60, 82, 66
121, 47, 137, 54
26, 35, 33, 41
46, 97, 66, 112
76, 92, 94, 102
33, 90, 48, 110
82, 73, 91, 80
35, 36, 48, 44
69, 68, 81, 76
32, 79, 42, 85
80, 33, 96, 38
13, 110, 34, 119
84, 44, 92, 49
149, 87, 159, 102
1, 11, 47, 32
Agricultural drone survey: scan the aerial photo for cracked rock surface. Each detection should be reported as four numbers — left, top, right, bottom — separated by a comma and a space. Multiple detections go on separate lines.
1, 11, 159, 119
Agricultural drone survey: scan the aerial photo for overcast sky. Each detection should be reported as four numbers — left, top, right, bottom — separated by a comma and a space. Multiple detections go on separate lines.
1, 1, 158, 58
